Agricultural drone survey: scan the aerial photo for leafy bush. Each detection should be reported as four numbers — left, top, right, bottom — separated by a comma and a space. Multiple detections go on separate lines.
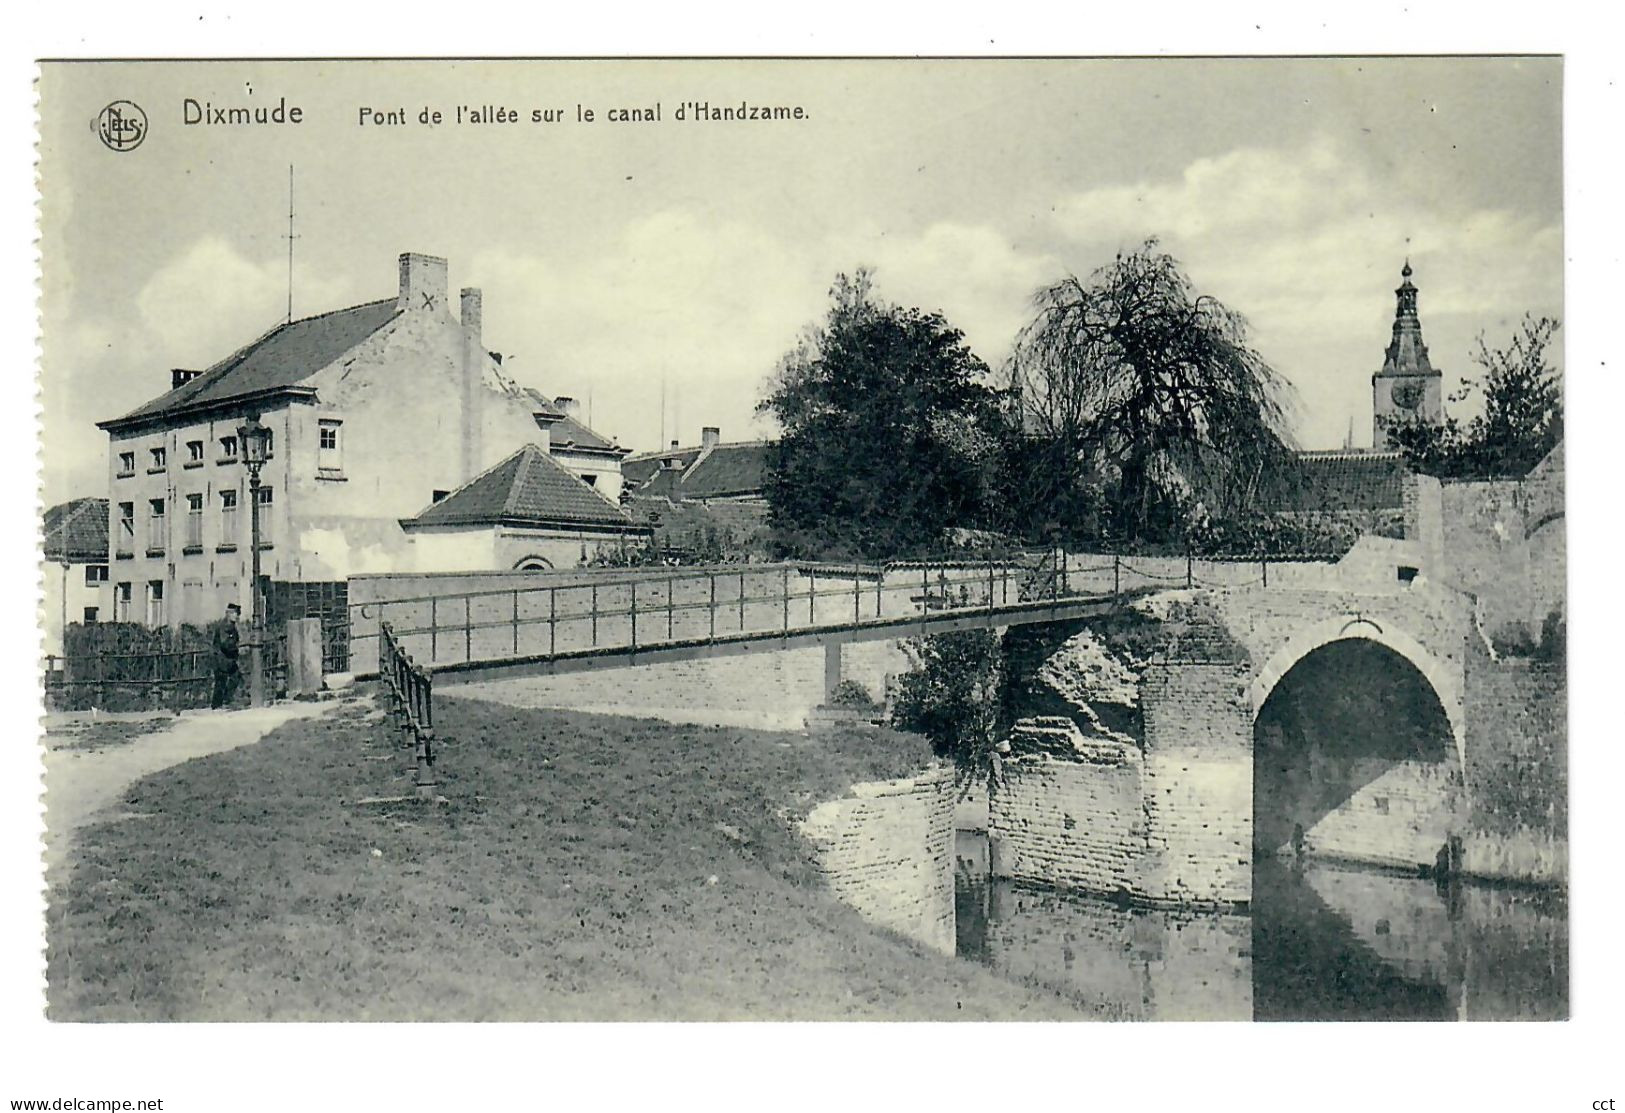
828, 679, 877, 708
1491, 609, 1565, 663
889, 630, 1003, 783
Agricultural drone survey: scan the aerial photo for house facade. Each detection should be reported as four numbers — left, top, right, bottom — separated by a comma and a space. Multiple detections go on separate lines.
96, 251, 634, 626
41, 497, 110, 653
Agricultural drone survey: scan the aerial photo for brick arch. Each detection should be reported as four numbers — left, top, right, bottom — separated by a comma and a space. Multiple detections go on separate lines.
511, 555, 554, 571
1246, 613, 1466, 771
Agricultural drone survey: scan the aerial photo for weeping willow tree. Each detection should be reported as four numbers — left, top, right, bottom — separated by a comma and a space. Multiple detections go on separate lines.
1002, 241, 1299, 545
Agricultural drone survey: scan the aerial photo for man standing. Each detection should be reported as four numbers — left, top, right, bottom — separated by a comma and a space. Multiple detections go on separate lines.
210, 602, 242, 709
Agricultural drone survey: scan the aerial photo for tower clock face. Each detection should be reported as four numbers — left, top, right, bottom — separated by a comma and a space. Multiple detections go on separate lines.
1390, 379, 1426, 411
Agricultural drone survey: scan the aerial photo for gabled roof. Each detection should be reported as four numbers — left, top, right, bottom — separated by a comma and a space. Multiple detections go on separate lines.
623, 446, 701, 488
405, 444, 648, 533
1273, 450, 1409, 513
43, 497, 108, 563
675, 441, 771, 499
100, 298, 400, 431
625, 441, 770, 501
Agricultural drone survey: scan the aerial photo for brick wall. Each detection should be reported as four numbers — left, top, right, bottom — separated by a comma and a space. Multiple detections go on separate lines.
989, 746, 1145, 896
1293, 759, 1462, 870
1139, 660, 1255, 905
799, 764, 957, 953
1461, 639, 1567, 883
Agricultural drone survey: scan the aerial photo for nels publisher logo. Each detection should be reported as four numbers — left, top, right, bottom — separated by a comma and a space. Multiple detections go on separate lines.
95, 100, 148, 152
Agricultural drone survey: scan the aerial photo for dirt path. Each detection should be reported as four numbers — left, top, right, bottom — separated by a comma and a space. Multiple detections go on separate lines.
41, 702, 337, 883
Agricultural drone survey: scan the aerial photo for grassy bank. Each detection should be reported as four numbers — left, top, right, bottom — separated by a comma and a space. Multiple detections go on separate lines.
47, 694, 1082, 1020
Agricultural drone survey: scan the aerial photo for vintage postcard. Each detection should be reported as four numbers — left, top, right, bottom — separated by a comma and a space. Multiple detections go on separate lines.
34, 57, 1566, 1030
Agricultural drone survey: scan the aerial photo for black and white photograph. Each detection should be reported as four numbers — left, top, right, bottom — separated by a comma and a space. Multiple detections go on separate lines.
10, 32, 1618, 1111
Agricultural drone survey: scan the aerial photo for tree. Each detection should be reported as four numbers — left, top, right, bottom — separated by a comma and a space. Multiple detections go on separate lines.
1388, 315, 1562, 479
757, 271, 999, 560
1003, 241, 1297, 544
890, 630, 1003, 786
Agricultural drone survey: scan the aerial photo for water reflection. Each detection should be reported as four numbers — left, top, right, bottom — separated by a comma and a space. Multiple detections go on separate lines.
955, 832, 1566, 1021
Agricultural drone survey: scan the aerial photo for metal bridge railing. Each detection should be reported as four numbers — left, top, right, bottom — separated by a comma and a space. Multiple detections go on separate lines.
378, 621, 437, 798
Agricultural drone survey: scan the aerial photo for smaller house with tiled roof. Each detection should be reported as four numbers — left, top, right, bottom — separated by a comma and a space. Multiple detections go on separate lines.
402, 444, 652, 572
623, 427, 771, 505
42, 497, 110, 652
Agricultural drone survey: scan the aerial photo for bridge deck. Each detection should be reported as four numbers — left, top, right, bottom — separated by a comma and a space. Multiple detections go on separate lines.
350, 558, 1143, 683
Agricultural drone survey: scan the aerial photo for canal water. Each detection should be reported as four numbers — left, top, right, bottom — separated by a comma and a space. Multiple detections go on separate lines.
954, 832, 1567, 1021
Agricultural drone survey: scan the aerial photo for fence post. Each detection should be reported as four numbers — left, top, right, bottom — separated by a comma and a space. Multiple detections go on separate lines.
1060, 549, 1069, 596
739, 570, 746, 632
1187, 551, 1193, 589
630, 580, 638, 651
549, 587, 557, 658
512, 590, 519, 656
709, 573, 717, 642
782, 566, 790, 639
430, 597, 438, 662
1114, 554, 1121, 598
667, 574, 675, 642
1262, 557, 1269, 588
854, 564, 861, 626
591, 584, 598, 647
988, 561, 995, 614
464, 596, 472, 662
809, 568, 816, 625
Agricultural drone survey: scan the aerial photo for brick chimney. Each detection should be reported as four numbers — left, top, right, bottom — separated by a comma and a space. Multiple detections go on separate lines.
701, 426, 721, 452
397, 252, 449, 313
460, 286, 484, 482
554, 396, 581, 420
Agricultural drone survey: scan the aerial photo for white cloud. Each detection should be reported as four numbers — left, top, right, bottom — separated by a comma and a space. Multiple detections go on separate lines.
468, 212, 1055, 450
136, 237, 354, 368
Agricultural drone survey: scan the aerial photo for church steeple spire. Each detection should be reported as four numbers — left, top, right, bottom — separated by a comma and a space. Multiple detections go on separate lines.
1383, 259, 1432, 376
1371, 260, 1444, 449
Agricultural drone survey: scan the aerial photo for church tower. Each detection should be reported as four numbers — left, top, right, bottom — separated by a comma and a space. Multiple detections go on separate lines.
1371, 261, 1444, 448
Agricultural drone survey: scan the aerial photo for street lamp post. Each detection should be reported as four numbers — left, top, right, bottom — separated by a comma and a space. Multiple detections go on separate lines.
237, 414, 272, 707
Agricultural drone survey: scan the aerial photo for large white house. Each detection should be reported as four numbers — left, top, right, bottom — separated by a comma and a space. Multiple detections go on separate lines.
96, 251, 645, 626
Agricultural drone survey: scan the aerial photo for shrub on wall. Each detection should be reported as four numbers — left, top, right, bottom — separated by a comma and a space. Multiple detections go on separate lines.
829, 679, 877, 708
889, 629, 1003, 784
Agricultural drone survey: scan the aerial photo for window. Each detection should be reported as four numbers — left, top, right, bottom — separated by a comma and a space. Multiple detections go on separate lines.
116, 502, 135, 556
117, 451, 136, 476
146, 498, 166, 555
581, 473, 597, 487
146, 580, 165, 626
149, 446, 167, 471
317, 419, 343, 475
185, 440, 205, 467
219, 489, 238, 547
185, 493, 204, 549
432, 489, 450, 503
83, 606, 99, 624
219, 436, 239, 463
84, 564, 109, 587
255, 486, 274, 545
114, 582, 131, 622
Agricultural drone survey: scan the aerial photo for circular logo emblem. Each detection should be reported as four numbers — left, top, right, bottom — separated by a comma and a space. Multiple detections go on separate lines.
95, 101, 147, 152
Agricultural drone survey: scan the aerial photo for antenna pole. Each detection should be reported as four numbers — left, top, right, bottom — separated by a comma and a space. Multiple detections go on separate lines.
285, 164, 297, 323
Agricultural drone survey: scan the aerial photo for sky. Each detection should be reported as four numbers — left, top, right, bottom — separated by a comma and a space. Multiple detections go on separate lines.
36, 57, 1562, 504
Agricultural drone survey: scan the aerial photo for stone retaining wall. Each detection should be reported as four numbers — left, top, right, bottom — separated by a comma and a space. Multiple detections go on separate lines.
799, 764, 957, 954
